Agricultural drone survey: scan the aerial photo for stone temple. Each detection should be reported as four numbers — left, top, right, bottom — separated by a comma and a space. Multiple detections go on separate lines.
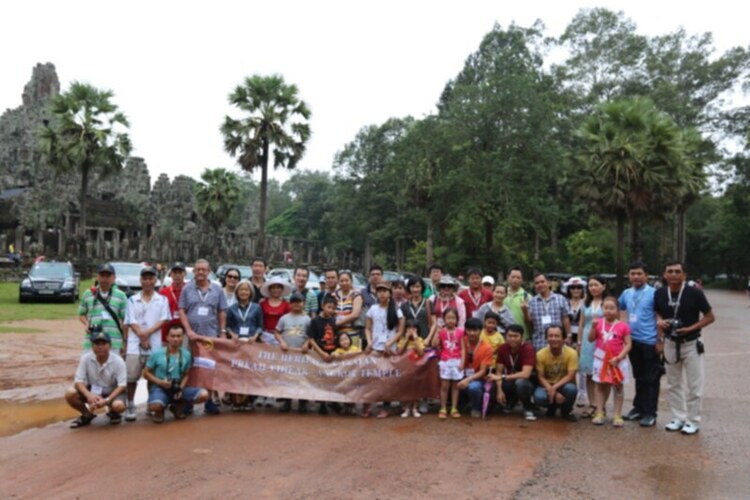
0, 63, 324, 270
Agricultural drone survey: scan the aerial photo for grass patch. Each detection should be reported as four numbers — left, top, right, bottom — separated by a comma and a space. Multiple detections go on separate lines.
0, 326, 45, 334
0, 279, 94, 323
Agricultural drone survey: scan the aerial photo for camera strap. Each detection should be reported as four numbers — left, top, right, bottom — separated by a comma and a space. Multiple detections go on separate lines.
667, 282, 685, 319
95, 290, 124, 338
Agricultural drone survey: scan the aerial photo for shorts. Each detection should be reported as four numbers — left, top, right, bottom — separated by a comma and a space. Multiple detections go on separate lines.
439, 358, 463, 381
73, 386, 127, 406
126, 354, 150, 383
592, 356, 632, 385
148, 386, 204, 407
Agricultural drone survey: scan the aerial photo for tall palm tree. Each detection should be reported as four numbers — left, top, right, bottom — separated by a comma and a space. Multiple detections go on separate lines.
221, 75, 311, 256
38, 82, 131, 273
195, 168, 242, 257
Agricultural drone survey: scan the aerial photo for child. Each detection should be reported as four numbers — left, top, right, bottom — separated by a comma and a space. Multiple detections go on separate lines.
363, 282, 405, 418
398, 319, 426, 418
332, 331, 362, 357
588, 296, 632, 427
431, 307, 464, 419
307, 295, 339, 415
480, 311, 505, 361
274, 292, 311, 413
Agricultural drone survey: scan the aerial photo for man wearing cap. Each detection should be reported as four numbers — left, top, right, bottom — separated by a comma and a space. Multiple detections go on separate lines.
459, 268, 493, 319
65, 329, 127, 428
159, 262, 187, 343
123, 266, 171, 421
78, 263, 128, 353
178, 259, 228, 414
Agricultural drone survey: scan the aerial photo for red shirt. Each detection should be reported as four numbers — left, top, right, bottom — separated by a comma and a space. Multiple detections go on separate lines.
260, 299, 290, 332
497, 342, 536, 375
159, 284, 183, 342
459, 288, 493, 319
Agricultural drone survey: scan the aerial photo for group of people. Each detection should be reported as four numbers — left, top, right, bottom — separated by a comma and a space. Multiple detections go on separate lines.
66, 258, 714, 435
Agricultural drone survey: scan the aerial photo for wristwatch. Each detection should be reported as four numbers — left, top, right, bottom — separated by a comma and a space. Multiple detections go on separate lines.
501, 374, 506, 380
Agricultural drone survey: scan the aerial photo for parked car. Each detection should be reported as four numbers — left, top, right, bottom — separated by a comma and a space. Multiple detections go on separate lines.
268, 267, 320, 292
19, 261, 79, 303
383, 270, 404, 283
110, 261, 162, 297
215, 264, 253, 282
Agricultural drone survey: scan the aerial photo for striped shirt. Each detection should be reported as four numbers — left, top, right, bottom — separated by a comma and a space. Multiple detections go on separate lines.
78, 287, 128, 350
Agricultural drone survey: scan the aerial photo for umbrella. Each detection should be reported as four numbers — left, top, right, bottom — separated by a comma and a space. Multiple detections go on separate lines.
482, 370, 494, 419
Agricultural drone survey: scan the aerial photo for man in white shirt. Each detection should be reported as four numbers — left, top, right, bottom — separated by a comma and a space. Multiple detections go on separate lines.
123, 266, 170, 421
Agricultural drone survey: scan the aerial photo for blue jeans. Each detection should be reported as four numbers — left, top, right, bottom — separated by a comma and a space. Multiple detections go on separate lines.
500, 378, 535, 411
148, 386, 202, 411
533, 382, 578, 415
467, 380, 493, 413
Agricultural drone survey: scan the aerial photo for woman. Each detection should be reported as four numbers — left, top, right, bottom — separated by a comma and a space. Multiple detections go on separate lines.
334, 271, 365, 349
578, 275, 607, 417
391, 280, 407, 309
400, 277, 433, 340
473, 284, 515, 333
226, 280, 263, 411
565, 277, 586, 346
222, 267, 241, 308
428, 276, 466, 344
259, 277, 292, 345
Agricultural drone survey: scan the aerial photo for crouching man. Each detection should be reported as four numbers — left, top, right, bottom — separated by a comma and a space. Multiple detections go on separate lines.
65, 328, 127, 428
143, 324, 209, 423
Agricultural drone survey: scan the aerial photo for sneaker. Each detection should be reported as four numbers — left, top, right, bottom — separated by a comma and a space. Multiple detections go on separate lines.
624, 408, 643, 421
108, 411, 122, 425
412, 409, 422, 419
124, 403, 136, 422
639, 415, 657, 427
470, 410, 481, 419
524, 411, 537, 421
401, 408, 411, 418
204, 400, 221, 415
665, 419, 685, 432
265, 397, 275, 408
681, 423, 699, 435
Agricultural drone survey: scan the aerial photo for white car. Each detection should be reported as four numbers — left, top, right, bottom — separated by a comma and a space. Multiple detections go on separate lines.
268, 268, 320, 292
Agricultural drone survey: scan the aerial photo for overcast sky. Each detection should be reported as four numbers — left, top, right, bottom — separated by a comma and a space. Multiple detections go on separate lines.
1, 1, 748, 186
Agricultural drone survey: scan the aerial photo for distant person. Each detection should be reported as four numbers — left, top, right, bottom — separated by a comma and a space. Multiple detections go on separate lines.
159, 262, 187, 342
524, 273, 571, 351
534, 325, 579, 421
65, 329, 127, 428
123, 266, 170, 422
361, 264, 384, 310
458, 268, 493, 319
426, 264, 445, 299
655, 261, 714, 435
481, 275, 495, 292
78, 263, 128, 353
143, 325, 209, 423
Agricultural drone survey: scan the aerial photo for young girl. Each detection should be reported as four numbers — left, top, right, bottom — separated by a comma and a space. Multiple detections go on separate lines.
579, 276, 607, 416
332, 331, 362, 357
398, 319, 426, 418
363, 282, 404, 419
588, 296, 632, 427
431, 308, 464, 419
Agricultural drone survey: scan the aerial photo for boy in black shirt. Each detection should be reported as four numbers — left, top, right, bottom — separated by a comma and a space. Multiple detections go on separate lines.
306, 296, 338, 415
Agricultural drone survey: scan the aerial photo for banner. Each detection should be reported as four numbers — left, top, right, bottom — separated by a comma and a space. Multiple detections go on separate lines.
188, 339, 440, 403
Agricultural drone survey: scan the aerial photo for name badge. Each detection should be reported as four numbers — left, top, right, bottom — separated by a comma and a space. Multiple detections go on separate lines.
172, 311, 180, 320
541, 315, 552, 325
197, 306, 210, 317
593, 348, 605, 361
239, 327, 250, 337
629, 314, 638, 323
465, 368, 476, 377
91, 385, 103, 395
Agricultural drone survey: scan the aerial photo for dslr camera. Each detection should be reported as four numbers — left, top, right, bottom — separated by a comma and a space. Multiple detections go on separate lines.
87, 323, 103, 335
668, 319, 683, 340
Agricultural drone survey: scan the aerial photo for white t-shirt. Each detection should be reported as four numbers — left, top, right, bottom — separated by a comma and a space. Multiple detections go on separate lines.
367, 304, 403, 352
124, 292, 170, 355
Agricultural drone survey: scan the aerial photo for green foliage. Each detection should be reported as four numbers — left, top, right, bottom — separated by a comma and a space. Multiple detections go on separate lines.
564, 228, 617, 275
194, 168, 242, 235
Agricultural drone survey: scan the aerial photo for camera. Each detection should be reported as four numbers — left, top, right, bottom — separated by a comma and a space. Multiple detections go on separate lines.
668, 319, 683, 340
87, 323, 103, 335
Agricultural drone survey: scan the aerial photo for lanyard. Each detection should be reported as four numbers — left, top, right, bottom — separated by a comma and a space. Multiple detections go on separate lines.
601, 319, 618, 343
468, 290, 483, 308
667, 282, 686, 318
196, 283, 210, 303
508, 349, 520, 372
237, 303, 252, 323
166, 348, 183, 378
630, 286, 647, 312
409, 298, 425, 319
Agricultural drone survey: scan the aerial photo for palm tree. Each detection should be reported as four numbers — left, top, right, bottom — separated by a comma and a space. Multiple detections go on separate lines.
194, 168, 242, 257
220, 75, 311, 256
38, 82, 131, 273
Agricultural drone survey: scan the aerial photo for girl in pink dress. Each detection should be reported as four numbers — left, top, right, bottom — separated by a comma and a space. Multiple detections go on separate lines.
431, 308, 465, 419
589, 296, 632, 427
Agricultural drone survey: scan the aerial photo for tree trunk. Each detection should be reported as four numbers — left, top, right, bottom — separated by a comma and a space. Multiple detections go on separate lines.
426, 220, 434, 271
78, 165, 90, 277
257, 138, 270, 257
679, 210, 687, 263
615, 213, 625, 295
629, 214, 642, 261
484, 218, 493, 270
533, 232, 540, 263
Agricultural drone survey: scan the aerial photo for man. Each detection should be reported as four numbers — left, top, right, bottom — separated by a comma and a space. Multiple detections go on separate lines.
458, 268, 493, 319
505, 267, 531, 340
655, 261, 715, 435
178, 259, 228, 414
523, 273, 571, 351
361, 264, 383, 310
65, 329, 127, 428
534, 325, 578, 421
292, 266, 319, 318
491, 324, 537, 421
317, 267, 339, 311
143, 324, 209, 423
78, 263, 128, 353
481, 275, 495, 292
123, 266, 170, 421
426, 264, 444, 299
456, 318, 495, 418
250, 257, 267, 304
159, 262, 187, 342
618, 261, 661, 427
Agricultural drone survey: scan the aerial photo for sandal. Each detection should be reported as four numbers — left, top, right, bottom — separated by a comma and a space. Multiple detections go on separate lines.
451, 408, 461, 419
376, 410, 389, 419
70, 414, 96, 429
438, 408, 448, 419
613, 416, 625, 428
592, 413, 606, 425
581, 406, 597, 418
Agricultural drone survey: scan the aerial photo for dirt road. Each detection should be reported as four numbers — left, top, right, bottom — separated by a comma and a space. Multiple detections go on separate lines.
0, 290, 748, 499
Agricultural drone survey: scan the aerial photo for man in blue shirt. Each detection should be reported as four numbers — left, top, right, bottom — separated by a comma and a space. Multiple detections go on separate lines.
618, 261, 662, 427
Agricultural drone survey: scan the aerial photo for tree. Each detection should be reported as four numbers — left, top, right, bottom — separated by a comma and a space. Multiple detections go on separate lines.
38, 81, 131, 272
221, 75, 311, 256
194, 168, 242, 249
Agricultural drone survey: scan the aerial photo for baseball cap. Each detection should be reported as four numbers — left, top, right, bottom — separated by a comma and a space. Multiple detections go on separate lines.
90, 329, 112, 344
482, 275, 495, 285
170, 261, 187, 272
140, 266, 158, 276
97, 263, 115, 274
289, 291, 306, 302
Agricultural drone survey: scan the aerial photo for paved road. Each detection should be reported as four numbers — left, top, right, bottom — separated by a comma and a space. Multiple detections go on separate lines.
0, 290, 747, 499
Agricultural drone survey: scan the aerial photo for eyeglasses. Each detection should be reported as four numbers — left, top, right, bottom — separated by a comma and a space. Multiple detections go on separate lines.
569, 285, 583, 290
226, 275, 240, 280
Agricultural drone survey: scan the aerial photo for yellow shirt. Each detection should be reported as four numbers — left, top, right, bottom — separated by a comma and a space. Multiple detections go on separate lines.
397, 336, 425, 353
332, 345, 362, 357
480, 330, 505, 353
536, 346, 578, 384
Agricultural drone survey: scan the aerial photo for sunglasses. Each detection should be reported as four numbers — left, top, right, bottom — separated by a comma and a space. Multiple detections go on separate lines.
226, 275, 240, 280
569, 285, 583, 290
